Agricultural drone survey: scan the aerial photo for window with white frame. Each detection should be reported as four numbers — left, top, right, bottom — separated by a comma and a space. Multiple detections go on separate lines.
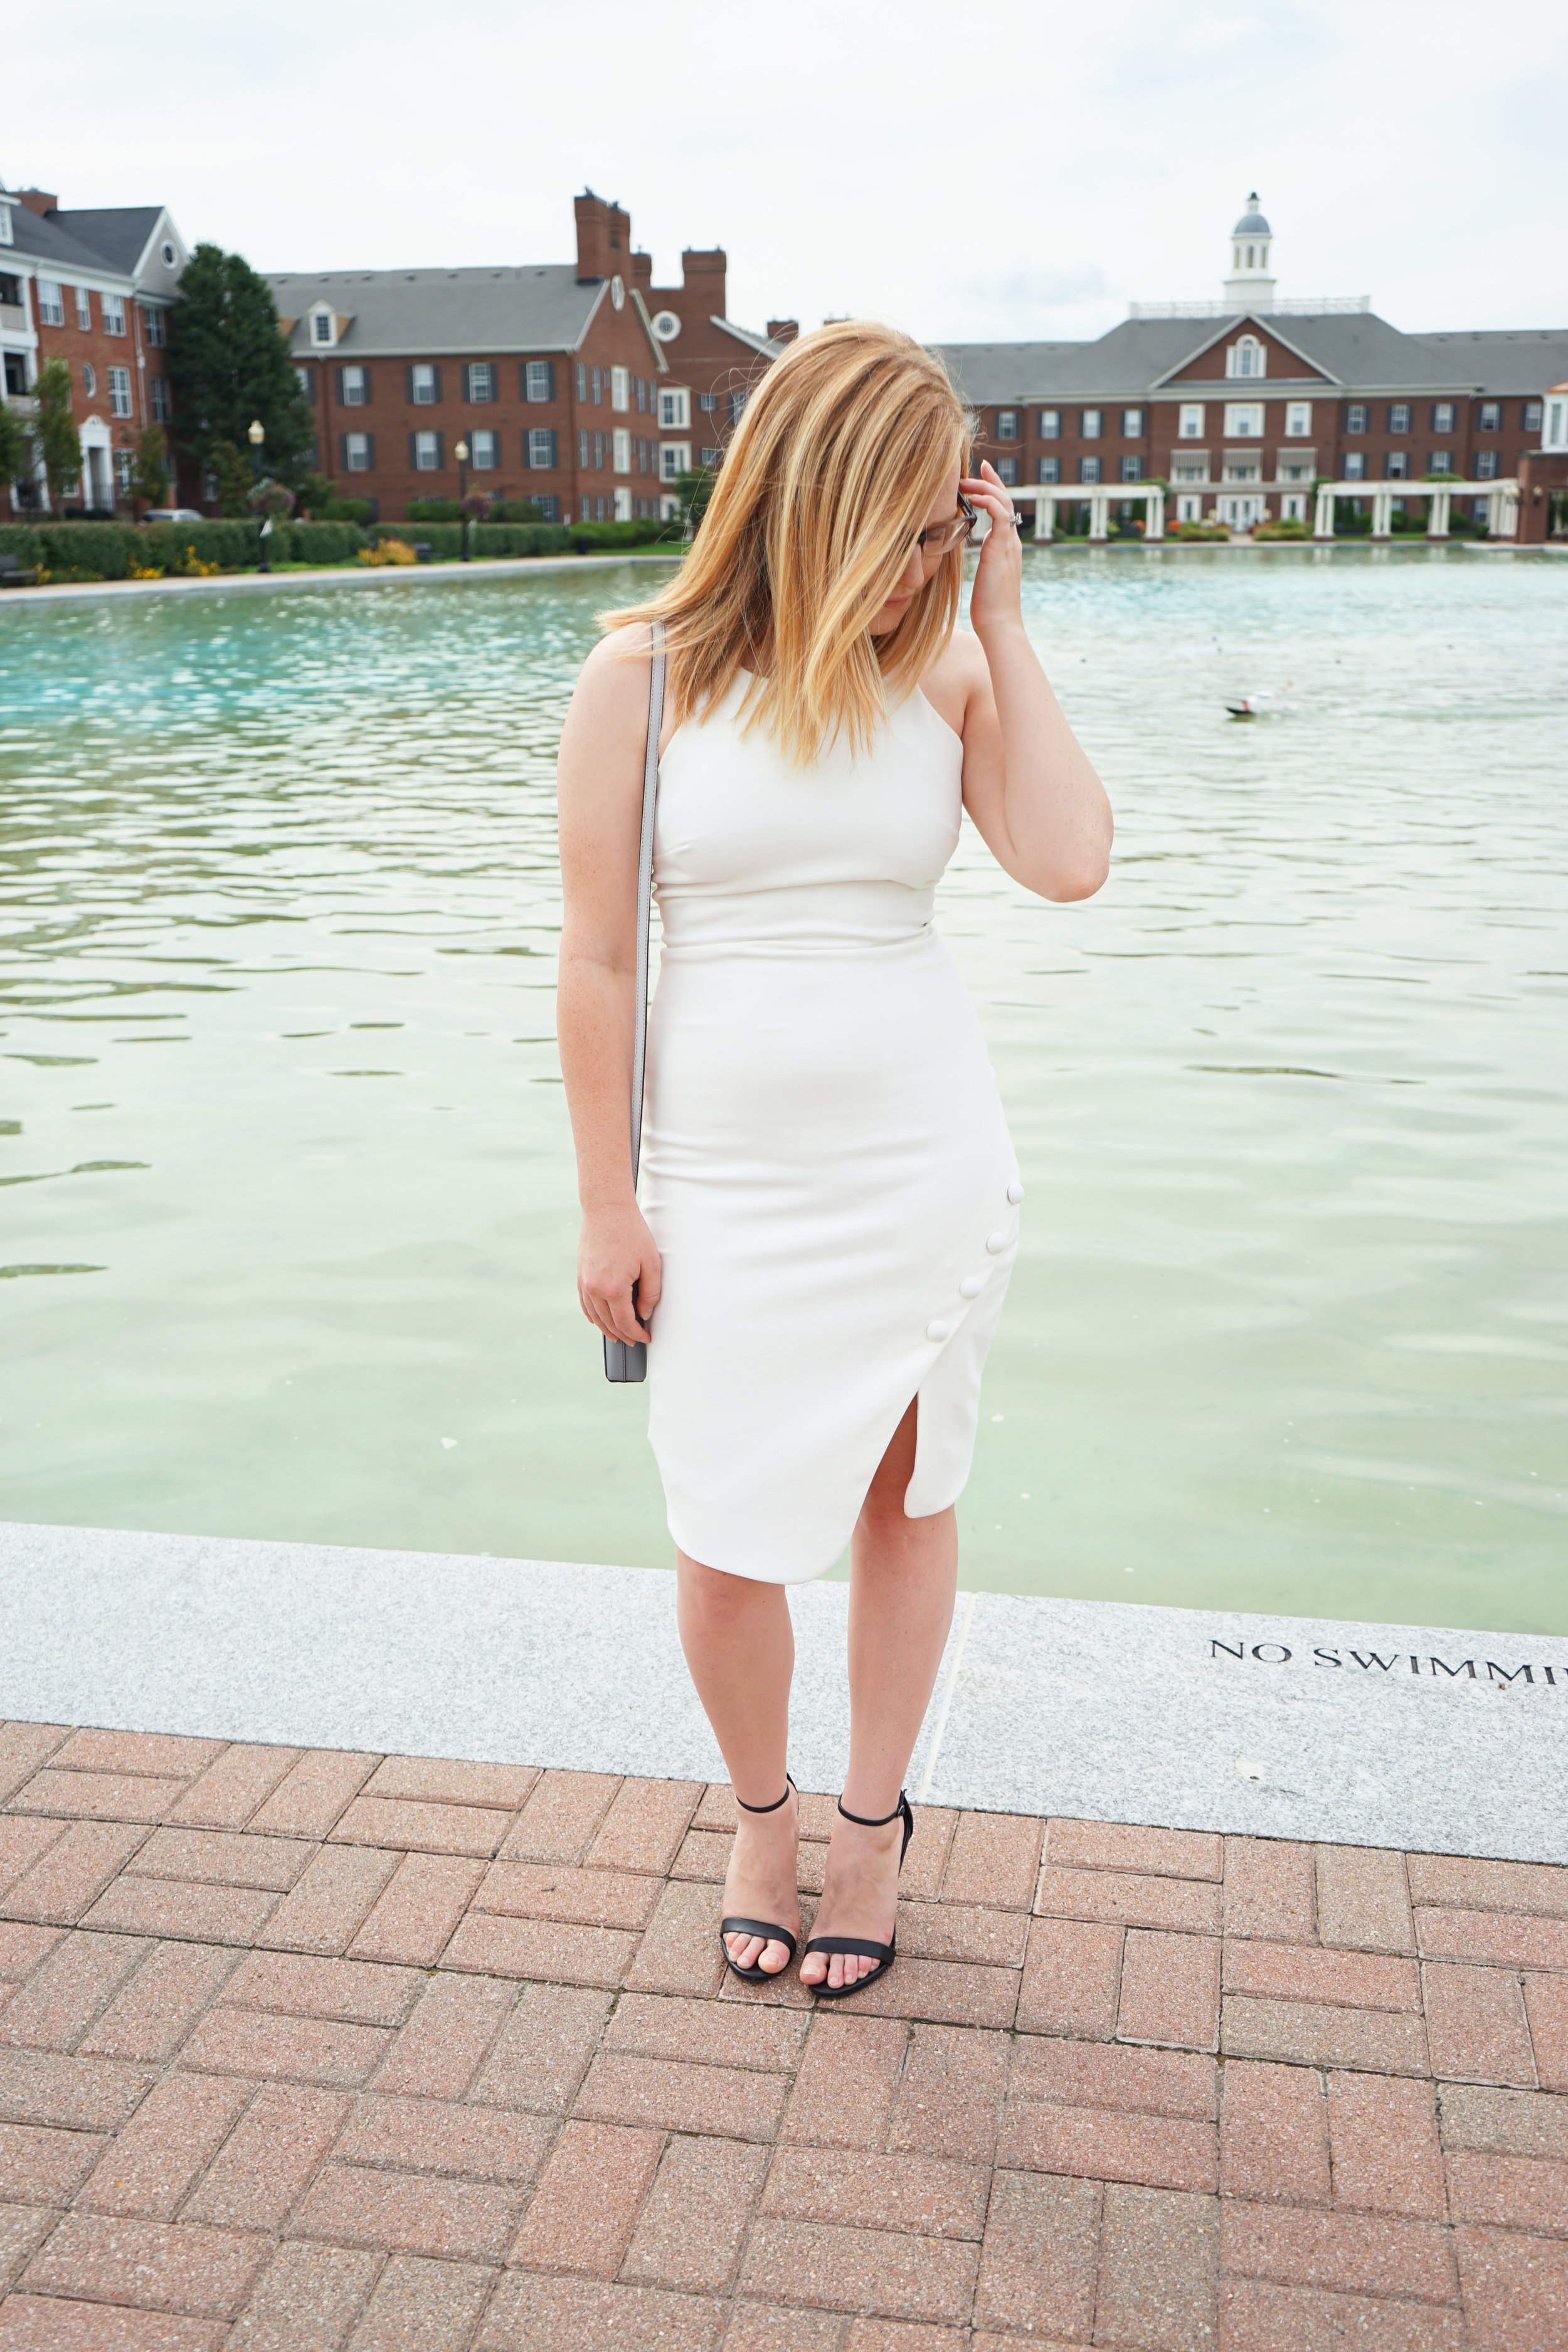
1285, 401, 1311, 437
1278, 458, 1312, 481
995, 411, 1019, 441
75, 285, 92, 328
660, 442, 691, 480
467, 363, 496, 402
699, 447, 721, 466
575, 363, 587, 400
611, 367, 630, 412
1385, 452, 1409, 479
1343, 452, 1365, 480
1178, 404, 1204, 438
1227, 335, 1265, 378
1523, 400, 1542, 432
1222, 457, 1259, 482
996, 457, 1019, 485
1224, 403, 1263, 437
1121, 408, 1144, 438
151, 377, 172, 423
1172, 459, 1208, 482
413, 430, 441, 469
1039, 410, 1060, 439
528, 426, 556, 469
1080, 409, 1102, 438
1079, 456, 1101, 484
613, 428, 630, 473
410, 364, 438, 405
102, 292, 126, 334
114, 448, 134, 493
578, 428, 589, 468
1475, 449, 1498, 479
108, 366, 132, 418
590, 367, 602, 404
1346, 404, 1367, 433
728, 390, 748, 426
142, 304, 166, 346
1387, 403, 1411, 434
310, 309, 334, 346
699, 391, 718, 412
1037, 456, 1060, 484
1119, 455, 1143, 483
344, 433, 372, 471
294, 367, 314, 400
1428, 452, 1453, 475
82, 363, 97, 396
525, 361, 553, 403
37, 280, 65, 326
469, 429, 499, 468
1431, 401, 1454, 433
340, 365, 369, 406
1478, 402, 1501, 432
659, 387, 691, 430
592, 430, 604, 470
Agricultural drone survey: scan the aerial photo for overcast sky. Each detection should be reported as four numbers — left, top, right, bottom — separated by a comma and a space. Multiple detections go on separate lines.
8, 0, 1563, 344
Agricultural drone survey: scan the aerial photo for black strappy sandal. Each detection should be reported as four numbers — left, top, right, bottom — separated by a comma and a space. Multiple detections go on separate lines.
802, 1789, 914, 2001
719, 1776, 799, 1984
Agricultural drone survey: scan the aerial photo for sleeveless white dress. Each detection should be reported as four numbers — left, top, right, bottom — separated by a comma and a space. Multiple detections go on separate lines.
640, 670, 1022, 1584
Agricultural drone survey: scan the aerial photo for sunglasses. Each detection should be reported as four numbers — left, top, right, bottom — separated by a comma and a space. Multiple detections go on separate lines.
913, 493, 980, 559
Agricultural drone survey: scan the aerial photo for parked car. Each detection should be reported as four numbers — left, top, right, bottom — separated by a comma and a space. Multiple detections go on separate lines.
140, 508, 206, 525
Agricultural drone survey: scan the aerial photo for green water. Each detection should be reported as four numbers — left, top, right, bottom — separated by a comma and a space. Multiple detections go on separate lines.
1, 550, 1564, 1633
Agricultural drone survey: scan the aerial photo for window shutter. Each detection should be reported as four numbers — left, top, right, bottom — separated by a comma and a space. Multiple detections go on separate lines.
462, 364, 472, 403
361, 367, 371, 404
339, 432, 350, 468
336, 367, 345, 405
546, 361, 556, 402
547, 428, 558, 469
434, 432, 444, 469
409, 432, 419, 468
408, 367, 418, 403
430, 365, 442, 405
364, 434, 374, 470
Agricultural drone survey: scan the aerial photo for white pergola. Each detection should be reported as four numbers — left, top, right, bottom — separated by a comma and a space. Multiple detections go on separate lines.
1311, 480, 1519, 541
1014, 479, 1519, 544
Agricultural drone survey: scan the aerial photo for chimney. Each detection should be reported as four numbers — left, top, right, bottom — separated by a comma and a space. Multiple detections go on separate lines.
18, 189, 58, 217
767, 319, 800, 345
681, 246, 728, 322
574, 189, 612, 283
630, 250, 653, 292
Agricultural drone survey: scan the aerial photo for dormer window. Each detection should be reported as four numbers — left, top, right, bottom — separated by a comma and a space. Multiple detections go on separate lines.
309, 305, 337, 349
1227, 335, 1266, 380
0, 204, 11, 248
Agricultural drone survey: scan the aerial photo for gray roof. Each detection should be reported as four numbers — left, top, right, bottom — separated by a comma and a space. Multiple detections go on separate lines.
941, 308, 1568, 403
50, 207, 162, 275
267, 263, 634, 358
1234, 199, 1271, 235
2, 201, 122, 277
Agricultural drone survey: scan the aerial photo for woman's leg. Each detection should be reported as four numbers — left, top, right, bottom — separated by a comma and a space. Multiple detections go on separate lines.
675, 1552, 798, 1974
798, 1397, 956, 1991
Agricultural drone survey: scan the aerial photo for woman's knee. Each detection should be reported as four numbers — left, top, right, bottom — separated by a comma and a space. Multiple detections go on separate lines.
677, 1552, 779, 1628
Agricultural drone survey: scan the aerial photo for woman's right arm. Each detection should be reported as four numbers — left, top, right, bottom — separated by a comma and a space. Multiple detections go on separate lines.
555, 626, 664, 1348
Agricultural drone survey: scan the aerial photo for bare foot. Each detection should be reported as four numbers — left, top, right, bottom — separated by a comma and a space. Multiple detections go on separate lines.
721, 1785, 800, 1976
798, 1804, 907, 1991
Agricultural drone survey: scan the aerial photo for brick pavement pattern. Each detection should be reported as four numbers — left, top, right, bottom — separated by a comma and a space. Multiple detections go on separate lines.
0, 1721, 1564, 2348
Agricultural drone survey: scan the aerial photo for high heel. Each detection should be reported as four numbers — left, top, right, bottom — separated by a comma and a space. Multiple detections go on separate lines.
802, 1789, 914, 2001
719, 1776, 799, 1983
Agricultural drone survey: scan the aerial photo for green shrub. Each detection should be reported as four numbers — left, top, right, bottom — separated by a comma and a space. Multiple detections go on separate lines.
370, 520, 573, 559
568, 517, 677, 551
491, 498, 546, 524
280, 520, 367, 564
1172, 521, 1229, 541
319, 497, 372, 526
1253, 519, 1310, 541
405, 498, 462, 522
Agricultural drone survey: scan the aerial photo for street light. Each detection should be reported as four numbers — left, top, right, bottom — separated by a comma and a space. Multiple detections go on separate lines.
454, 438, 470, 561
247, 419, 269, 574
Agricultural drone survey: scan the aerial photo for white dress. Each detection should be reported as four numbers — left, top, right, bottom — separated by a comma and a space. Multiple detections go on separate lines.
640, 670, 1022, 1583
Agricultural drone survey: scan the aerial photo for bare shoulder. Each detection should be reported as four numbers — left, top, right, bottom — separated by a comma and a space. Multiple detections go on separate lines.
575, 620, 654, 709
919, 627, 993, 734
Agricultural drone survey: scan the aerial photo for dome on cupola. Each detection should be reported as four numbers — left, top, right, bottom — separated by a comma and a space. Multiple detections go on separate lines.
1233, 194, 1271, 236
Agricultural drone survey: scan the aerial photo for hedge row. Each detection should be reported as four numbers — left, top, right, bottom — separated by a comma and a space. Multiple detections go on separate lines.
369, 521, 572, 559
0, 513, 682, 582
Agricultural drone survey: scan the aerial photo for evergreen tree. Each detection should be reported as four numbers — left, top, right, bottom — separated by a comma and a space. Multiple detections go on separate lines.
0, 396, 28, 494
33, 358, 82, 507
123, 422, 170, 509
167, 244, 314, 486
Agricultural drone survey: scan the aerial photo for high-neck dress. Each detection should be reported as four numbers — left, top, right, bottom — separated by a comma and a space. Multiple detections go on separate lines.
640, 669, 1022, 1582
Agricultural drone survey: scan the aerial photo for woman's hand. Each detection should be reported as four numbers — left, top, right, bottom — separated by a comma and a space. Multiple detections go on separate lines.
961, 458, 1024, 642
578, 1200, 663, 1347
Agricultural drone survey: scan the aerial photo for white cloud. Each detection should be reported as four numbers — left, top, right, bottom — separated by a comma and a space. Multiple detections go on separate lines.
4, 0, 1563, 340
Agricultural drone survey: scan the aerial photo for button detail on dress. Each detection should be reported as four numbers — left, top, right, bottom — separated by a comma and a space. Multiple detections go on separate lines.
926, 1319, 950, 1342
959, 1275, 984, 1298
986, 1230, 1008, 1254
1007, 1182, 1025, 1204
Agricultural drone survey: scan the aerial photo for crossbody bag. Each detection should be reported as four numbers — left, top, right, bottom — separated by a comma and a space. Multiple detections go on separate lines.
603, 619, 665, 1383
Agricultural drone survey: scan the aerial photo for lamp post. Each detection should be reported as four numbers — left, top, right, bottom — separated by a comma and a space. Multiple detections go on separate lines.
455, 439, 470, 561
247, 419, 269, 573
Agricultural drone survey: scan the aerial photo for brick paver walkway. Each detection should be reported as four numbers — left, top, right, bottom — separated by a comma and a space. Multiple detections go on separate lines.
0, 1722, 1564, 2348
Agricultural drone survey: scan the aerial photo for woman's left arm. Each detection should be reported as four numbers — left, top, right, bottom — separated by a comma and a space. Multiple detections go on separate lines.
955, 460, 1113, 904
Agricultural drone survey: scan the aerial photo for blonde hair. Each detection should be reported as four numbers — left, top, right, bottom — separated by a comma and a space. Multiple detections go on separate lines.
600, 320, 970, 765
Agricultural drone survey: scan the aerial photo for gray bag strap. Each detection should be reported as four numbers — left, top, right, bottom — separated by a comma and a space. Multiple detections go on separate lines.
629, 619, 665, 1185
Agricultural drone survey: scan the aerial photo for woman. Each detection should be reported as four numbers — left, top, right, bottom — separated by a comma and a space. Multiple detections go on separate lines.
557, 322, 1110, 1997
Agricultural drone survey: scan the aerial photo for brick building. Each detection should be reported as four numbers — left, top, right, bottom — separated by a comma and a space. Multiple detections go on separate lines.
268, 193, 787, 525
943, 196, 1568, 538
0, 184, 186, 516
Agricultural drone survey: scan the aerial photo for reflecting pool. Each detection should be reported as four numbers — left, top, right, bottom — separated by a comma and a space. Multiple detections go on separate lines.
1, 548, 1565, 1632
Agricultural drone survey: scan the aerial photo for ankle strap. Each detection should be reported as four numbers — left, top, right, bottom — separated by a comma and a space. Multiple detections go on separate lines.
736, 1774, 795, 1815
837, 1789, 909, 1828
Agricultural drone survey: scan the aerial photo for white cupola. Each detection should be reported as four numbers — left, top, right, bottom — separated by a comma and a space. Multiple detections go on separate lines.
1223, 193, 1276, 314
